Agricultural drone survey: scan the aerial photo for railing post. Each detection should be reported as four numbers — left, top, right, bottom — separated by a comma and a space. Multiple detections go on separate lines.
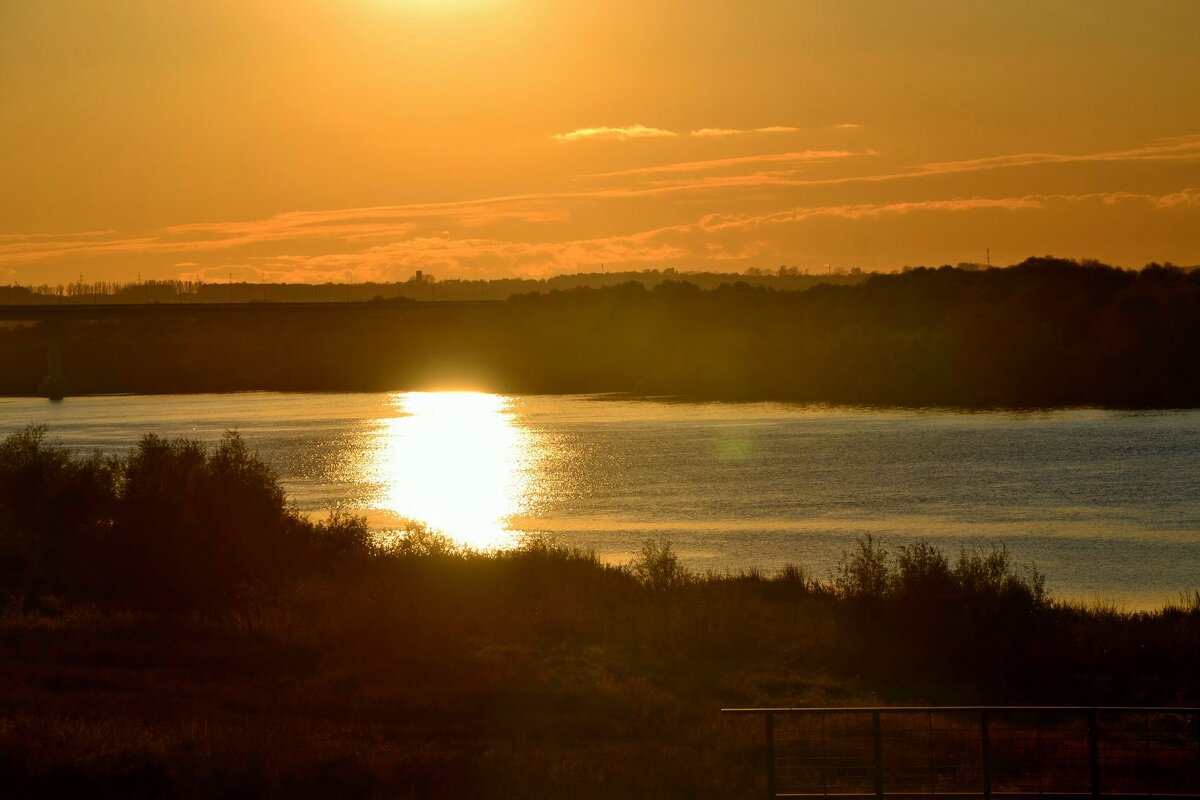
766, 712, 777, 800
928, 711, 936, 796
981, 709, 992, 800
873, 710, 884, 799
820, 712, 828, 797
1088, 709, 1100, 798
1035, 712, 1044, 796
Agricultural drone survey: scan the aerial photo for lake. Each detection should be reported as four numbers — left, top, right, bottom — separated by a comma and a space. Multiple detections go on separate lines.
2, 391, 1197, 608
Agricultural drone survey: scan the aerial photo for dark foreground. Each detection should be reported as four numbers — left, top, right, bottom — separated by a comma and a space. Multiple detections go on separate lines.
1, 428, 1198, 797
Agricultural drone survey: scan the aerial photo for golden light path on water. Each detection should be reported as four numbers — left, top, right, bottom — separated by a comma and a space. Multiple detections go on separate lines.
369, 391, 535, 550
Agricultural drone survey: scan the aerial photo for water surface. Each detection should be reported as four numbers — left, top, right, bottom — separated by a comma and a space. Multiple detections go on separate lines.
2, 392, 1197, 607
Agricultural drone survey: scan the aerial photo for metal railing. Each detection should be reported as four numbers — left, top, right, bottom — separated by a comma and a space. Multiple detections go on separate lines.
722, 707, 1200, 799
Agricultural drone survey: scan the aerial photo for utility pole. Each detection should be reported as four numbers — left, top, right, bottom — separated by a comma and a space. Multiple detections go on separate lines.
986, 247, 991, 268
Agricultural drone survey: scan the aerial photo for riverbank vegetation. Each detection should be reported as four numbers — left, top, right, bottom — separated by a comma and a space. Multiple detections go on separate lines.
1, 428, 1198, 797
2, 257, 1198, 406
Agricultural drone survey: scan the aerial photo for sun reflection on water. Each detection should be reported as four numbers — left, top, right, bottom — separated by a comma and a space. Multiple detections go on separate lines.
371, 391, 534, 550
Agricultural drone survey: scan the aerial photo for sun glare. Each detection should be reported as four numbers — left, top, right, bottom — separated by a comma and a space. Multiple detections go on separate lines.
371, 391, 534, 550
371, 0, 499, 12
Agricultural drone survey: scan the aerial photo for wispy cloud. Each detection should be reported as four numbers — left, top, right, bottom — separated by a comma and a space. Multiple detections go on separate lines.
3, 183, 1196, 271
0, 229, 116, 242
233, 225, 698, 282
3, 132, 1198, 278
553, 125, 678, 143
638, 135, 1200, 193
583, 149, 875, 179
0, 200, 570, 264
696, 196, 1046, 233
553, 122, 856, 142
694, 190, 1200, 233
554, 124, 810, 141
1155, 188, 1200, 208
205, 190, 1197, 281
905, 135, 1200, 177
690, 125, 801, 137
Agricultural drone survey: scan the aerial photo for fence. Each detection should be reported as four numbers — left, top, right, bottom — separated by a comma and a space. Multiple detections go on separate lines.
722, 707, 1200, 799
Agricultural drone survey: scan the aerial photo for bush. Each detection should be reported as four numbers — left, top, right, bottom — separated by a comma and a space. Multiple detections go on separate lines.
953, 544, 1046, 608
832, 534, 890, 600
0, 427, 377, 609
893, 540, 956, 605
382, 522, 463, 558
628, 539, 690, 590
108, 432, 302, 606
0, 425, 117, 598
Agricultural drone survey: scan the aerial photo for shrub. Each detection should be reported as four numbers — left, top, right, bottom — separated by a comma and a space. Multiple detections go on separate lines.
953, 544, 1046, 609
0, 425, 117, 598
894, 540, 955, 602
832, 534, 890, 600
105, 432, 308, 607
628, 539, 690, 590
0, 427, 377, 609
306, 512, 377, 563
383, 523, 463, 558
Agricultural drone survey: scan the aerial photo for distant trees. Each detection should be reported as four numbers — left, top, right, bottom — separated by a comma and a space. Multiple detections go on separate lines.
0, 257, 1197, 406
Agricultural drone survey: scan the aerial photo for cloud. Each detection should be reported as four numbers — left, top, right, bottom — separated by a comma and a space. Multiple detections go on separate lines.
689, 125, 801, 137
557, 122, 854, 141
553, 125, 678, 143
1153, 188, 1200, 208
584, 149, 875, 179
0, 229, 116, 242
693, 189, 1200, 234
637, 136, 1200, 194
555, 123, 810, 141
904, 134, 1200, 179
697, 196, 1046, 233
3, 130, 1198, 279
227, 190, 1185, 281
3, 183, 1196, 272
241, 226, 697, 282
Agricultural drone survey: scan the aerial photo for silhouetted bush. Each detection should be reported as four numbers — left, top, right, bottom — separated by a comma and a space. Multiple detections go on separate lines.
827, 534, 1045, 611
0, 426, 374, 609
833, 533, 892, 600
627, 538, 691, 590
0, 426, 119, 598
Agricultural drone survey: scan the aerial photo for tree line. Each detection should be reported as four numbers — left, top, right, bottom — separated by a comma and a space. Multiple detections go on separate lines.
1, 257, 1197, 406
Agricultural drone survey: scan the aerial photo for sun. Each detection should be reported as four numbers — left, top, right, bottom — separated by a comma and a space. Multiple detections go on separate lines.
373, 0, 499, 10
371, 391, 536, 550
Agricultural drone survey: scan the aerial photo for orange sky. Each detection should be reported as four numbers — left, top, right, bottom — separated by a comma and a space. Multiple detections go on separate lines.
2, 0, 1199, 284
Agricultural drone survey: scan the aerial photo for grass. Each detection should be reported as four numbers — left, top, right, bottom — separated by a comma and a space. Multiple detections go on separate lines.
0, 428, 1197, 797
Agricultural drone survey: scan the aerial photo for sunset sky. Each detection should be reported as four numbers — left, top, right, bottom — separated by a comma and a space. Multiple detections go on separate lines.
3, 0, 1199, 285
